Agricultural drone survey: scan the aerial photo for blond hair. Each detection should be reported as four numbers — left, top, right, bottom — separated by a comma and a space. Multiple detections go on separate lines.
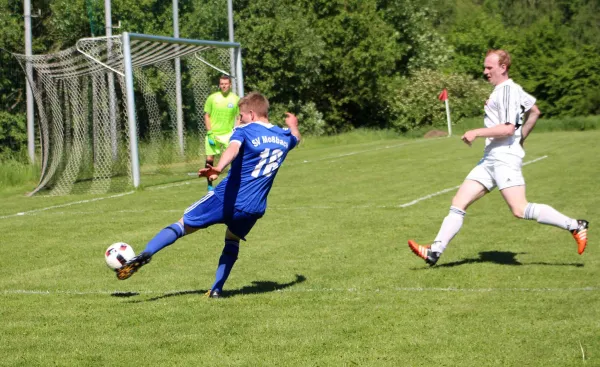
238, 92, 269, 118
486, 49, 512, 71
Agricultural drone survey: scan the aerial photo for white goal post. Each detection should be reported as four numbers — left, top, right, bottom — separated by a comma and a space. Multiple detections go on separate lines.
13, 32, 244, 196
121, 33, 244, 188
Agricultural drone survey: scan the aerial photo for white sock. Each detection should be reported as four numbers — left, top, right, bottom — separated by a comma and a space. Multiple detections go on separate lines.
431, 206, 466, 253
524, 203, 578, 231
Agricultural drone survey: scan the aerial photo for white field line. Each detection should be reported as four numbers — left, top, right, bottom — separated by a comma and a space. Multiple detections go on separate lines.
397, 155, 548, 208
0, 209, 184, 218
0, 191, 135, 220
146, 181, 191, 190
286, 137, 443, 166
0, 182, 192, 220
398, 186, 460, 208
522, 155, 549, 166
2, 285, 597, 296
2, 151, 548, 219
3, 138, 444, 219
184, 137, 444, 176
271, 155, 550, 210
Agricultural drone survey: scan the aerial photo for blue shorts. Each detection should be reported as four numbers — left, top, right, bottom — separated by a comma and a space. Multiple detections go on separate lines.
183, 191, 260, 240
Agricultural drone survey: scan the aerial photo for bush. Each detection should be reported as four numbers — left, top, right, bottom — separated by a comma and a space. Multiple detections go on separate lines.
269, 100, 326, 136
530, 116, 600, 132
455, 115, 600, 134
0, 111, 27, 158
385, 69, 490, 132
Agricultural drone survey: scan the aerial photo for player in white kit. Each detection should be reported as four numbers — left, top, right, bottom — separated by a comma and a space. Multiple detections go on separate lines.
408, 49, 589, 266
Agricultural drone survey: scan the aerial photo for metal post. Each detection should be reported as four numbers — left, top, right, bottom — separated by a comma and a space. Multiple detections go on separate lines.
105, 0, 118, 159
445, 99, 452, 137
173, 0, 184, 156
227, 0, 237, 93
24, 0, 35, 163
122, 32, 140, 188
235, 47, 244, 96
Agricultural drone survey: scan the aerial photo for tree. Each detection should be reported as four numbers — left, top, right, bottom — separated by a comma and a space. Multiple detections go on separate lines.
236, 0, 400, 132
386, 69, 490, 132
445, 0, 514, 78
378, 0, 453, 73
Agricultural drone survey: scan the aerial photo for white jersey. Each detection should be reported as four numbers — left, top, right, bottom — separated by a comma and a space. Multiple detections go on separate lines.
483, 79, 536, 160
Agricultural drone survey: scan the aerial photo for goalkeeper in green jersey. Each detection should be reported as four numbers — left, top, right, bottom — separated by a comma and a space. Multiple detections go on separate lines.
203, 75, 240, 191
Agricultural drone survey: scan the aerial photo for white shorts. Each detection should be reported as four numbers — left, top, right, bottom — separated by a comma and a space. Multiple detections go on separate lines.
465, 157, 525, 191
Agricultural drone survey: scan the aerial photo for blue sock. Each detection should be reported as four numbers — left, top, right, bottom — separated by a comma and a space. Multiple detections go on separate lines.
211, 240, 239, 292
142, 222, 185, 256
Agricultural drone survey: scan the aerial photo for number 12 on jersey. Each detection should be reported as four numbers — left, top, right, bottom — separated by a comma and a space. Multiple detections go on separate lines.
251, 148, 284, 178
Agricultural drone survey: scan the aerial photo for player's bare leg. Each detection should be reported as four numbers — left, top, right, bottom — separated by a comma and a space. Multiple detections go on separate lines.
501, 185, 589, 254
451, 179, 489, 211
498, 185, 528, 218
409, 180, 487, 265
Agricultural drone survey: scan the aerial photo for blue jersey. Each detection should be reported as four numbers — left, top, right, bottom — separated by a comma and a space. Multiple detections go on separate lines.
214, 121, 298, 215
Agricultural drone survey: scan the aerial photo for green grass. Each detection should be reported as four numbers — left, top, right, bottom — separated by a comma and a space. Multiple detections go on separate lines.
299, 128, 403, 147
0, 157, 39, 194
0, 130, 599, 366
4, 115, 597, 195
457, 115, 600, 134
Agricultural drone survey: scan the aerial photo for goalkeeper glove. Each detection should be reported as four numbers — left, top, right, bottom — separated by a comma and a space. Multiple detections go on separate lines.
207, 131, 216, 146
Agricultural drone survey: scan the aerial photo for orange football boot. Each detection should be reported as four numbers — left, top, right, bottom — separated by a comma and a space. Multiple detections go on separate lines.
571, 220, 589, 255
408, 240, 441, 266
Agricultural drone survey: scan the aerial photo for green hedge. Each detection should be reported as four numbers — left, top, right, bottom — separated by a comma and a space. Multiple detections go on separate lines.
386, 69, 490, 132
455, 115, 600, 134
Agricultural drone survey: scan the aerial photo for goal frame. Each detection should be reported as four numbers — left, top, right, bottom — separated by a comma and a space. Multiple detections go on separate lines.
13, 32, 244, 195
120, 32, 244, 188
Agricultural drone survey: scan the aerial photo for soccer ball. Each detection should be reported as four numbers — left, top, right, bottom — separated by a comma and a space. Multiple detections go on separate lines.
105, 242, 135, 269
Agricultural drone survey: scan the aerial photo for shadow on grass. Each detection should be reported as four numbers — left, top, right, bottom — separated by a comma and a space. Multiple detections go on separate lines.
113, 274, 307, 302
414, 251, 584, 269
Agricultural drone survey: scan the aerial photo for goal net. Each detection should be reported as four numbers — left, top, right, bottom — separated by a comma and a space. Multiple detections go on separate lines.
12, 33, 243, 196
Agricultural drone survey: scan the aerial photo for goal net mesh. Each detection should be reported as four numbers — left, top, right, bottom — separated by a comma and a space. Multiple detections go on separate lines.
13, 35, 237, 196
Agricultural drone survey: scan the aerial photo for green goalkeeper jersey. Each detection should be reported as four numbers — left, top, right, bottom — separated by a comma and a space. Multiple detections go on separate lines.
204, 91, 240, 135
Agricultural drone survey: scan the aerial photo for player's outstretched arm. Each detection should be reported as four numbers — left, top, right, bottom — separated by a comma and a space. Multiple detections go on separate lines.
214, 142, 241, 172
285, 112, 301, 142
461, 123, 515, 146
520, 104, 541, 146
198, 142, 241, 180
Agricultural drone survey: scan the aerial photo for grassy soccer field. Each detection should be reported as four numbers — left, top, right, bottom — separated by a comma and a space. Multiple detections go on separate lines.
0, 130, 598, 366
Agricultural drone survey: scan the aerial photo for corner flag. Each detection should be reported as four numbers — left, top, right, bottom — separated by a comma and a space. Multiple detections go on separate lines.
438, 89, 448, 101
438, 89, 451, 136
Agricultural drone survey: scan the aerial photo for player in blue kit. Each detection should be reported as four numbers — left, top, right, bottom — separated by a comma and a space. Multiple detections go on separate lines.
116, 92, 301, 298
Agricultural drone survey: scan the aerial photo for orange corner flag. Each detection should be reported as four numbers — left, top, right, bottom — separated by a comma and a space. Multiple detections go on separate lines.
438, 89, 448, 101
